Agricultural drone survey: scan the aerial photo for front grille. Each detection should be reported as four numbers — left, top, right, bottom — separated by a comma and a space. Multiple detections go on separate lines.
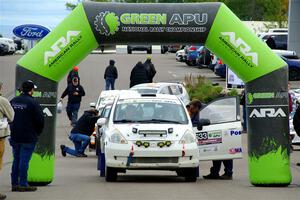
138, 130, 167, 136
131, 157, 178, 164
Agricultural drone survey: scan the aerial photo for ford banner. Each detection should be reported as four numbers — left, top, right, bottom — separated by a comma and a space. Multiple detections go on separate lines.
13, 24, 51, 40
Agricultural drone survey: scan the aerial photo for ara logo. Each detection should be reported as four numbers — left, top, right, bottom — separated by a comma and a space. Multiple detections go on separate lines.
94, 11, 120, 36
221, 32, 258, 66
43, 107, 53, 117
249, 108, 286, 118
44, 31, 81, 65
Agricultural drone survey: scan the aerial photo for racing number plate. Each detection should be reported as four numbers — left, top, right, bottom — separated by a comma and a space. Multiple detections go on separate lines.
196, 131, 222, 145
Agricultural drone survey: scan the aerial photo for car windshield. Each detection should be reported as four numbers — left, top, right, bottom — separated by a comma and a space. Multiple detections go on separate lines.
283, 55, 299, 60
131, 88, 158, 94
113, 98, 188, 124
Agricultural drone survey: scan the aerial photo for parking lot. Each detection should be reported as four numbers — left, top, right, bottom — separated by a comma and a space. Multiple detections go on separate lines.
0, 53, 300, 200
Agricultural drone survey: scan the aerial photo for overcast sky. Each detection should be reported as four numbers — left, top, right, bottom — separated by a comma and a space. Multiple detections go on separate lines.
0, 0, 78, 38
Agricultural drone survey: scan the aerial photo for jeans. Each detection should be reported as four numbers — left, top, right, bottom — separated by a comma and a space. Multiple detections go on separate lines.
242, 105, 247, 131
63, 133, 90, 156
105, 78, 115, 90
10, 140, 36, 186
66, 103, 80, 126
210, 160, 233, 176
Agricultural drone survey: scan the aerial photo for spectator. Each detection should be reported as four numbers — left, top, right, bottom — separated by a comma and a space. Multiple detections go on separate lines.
144, 57, 156, 82
60, 77, 85, 127
10, 80, 44, 192
240, 89, 247, 132
130, 61, 150, 88
187, 99, 202, 127
0, 82, 14, 199
293, 105, 300, 166
104, 60, 118, 90
203, 160, 233, 180
67, 66, 80, 85
60, 109, 100, 157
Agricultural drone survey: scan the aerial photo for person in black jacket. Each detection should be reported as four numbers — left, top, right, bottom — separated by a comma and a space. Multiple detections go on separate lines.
60, 77, 85, 127
130, 61, 150, 88
67, 66, 80, 85
60, 109, 99, 157
144, 57, 156, 83
104, 60, 118, 90
10, 80, 44, 192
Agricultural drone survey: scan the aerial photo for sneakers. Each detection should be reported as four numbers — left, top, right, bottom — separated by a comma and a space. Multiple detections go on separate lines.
203, 173, 220, 180
60, 145, 66, 157
77, 153, 88, 157
11, 185, 37, 192
0, 193, 6, 200
219, 173, 233, 180
18, 186, 37, 192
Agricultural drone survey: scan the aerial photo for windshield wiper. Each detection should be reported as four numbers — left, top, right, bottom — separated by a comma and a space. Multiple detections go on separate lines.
137, 119, 182, 124
114, 119, 137, 123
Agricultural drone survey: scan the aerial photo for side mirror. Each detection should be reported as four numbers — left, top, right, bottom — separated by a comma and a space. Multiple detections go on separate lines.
90, 102, 96, 108
97, 118, 107, 126
197, 118, 210, 131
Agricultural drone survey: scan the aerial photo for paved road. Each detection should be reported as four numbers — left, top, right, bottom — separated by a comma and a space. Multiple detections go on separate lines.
0, 53, 300, 200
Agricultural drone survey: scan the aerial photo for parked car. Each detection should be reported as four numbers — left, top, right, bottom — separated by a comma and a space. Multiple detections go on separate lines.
281, 55, 300, 81
175, 49, 186, 62
161, 45, 182, 54
258, 32, 287, 50
127, 45, 152, 54
0, 38, 16, 54
130, 82, 190, 105
185, 45, 202, 66
214, 59, 226, 78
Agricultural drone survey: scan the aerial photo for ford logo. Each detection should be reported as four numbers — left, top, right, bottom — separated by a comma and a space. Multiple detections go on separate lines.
13, 24, 50, 40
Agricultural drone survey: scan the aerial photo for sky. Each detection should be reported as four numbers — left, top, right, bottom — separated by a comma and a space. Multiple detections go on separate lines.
0, 0, 79, 38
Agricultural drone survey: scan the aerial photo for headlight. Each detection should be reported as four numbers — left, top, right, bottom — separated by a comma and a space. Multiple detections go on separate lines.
179, 130, 196, 144
109, 130, 128, 144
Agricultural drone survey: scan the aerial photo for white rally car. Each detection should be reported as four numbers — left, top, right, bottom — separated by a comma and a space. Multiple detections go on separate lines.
97, 93, 199, 182
96, 93, 243, 182
130, 82, 190, 105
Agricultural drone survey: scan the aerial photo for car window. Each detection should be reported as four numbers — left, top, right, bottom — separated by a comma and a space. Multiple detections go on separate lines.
100, 105, 112, 118
160, 86, 171, 94
200, 97, 238, 124
169, 85, 182, 95
274, 35, 287, 43
113, 99, 188, 124
132, 88, 158, 94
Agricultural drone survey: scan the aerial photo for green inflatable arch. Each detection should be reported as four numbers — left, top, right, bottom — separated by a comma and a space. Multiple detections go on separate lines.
15, 2, 291, 186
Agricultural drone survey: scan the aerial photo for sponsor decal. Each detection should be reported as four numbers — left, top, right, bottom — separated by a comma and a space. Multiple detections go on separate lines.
13, 24, 50, 40
249, 108, 286, 118
197, 131, 222, 145
247, 92, 288, 104
43, 107, 53, 117
199, 145, 218, 153
44, 31, 82, 66
229, 147, 242, 154
219, 32, 258, 67
229, 130, 241, 136
93, 11, 208, 35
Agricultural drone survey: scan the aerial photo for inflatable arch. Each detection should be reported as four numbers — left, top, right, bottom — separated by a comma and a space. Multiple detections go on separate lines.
15, 2, 291, 186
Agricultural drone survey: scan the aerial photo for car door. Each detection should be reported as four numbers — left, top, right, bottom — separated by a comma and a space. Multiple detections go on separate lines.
194, 96, 243, 161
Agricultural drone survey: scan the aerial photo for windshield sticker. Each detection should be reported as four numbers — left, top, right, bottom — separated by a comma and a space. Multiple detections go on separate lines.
117, 98, 181, 104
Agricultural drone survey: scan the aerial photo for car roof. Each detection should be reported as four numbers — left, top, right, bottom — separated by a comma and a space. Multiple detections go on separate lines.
118, 93, 180, 101
99, 90, 138, 98
131, 82, 182, 89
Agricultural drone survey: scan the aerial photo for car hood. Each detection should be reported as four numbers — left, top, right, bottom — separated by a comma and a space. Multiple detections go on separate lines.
112, 123, 191, 141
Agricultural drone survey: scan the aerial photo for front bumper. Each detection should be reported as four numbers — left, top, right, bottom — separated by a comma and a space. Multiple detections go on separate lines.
105, 141, 199, 169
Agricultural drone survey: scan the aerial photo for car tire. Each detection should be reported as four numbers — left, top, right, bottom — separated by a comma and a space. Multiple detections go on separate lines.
183, 167, 198, 182
127, 49, 132, 54
289, 69, 299, 81
147, 48, 152, 54
105, 166, 118, 182
185, 61, 192, 66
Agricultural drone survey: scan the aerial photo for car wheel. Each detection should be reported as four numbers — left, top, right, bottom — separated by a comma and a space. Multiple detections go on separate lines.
105, 166, 118, 182
184, 167, 198, 182
127, 49, 132, 54
147, 48, 152, 54
289, 69, 299, 81
185, 61, 192, 66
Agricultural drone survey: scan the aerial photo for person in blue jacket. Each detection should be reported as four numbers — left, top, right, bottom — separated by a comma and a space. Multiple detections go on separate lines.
10, 80, 44, 192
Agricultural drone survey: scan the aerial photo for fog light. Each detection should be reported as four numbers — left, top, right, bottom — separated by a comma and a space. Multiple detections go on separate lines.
136, 141, 142, 147
165, 141, 172, 147
157, 142, 165, 148
143, 142, 150, 148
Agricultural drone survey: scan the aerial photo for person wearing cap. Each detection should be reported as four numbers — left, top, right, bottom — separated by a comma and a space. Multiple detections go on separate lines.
67, 66, 80, 85
60, 77, 85, 127
0, 82, 14, 199
104, 60, 118, 90
144, 57, 156, 83
60, 108, 100, 157
9, 80, 45, 192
